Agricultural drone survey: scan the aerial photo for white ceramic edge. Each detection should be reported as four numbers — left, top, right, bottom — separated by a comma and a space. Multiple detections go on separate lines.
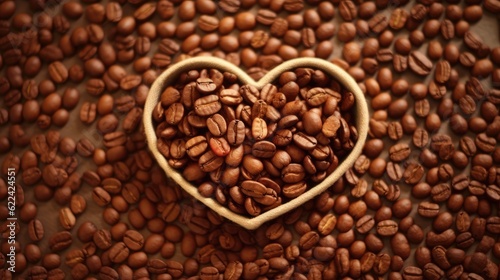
143, 57, 369, 230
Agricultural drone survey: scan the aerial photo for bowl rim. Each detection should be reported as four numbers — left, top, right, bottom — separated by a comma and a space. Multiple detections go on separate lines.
143, 57, 369, 230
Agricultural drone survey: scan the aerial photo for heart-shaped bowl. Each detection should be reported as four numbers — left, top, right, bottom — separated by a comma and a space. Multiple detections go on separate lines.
144, 57, 369, 230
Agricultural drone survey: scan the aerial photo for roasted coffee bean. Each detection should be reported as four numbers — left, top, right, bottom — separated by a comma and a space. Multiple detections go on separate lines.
434, 60, 451, 83
368, 14, 388, 34
225, 261, 243, 280
389, 143, 410, 162
123, 230, 144, 251
108, 242, 129, 263
486, 217, 500, 234
376, 220, 398, 236
390, 9, 408, 30
86, 79, 105, 96
418, 201, 440, 218
403, 266, 423, 279
28, 219, 44, 242
431, 183, 451, 202
227, 120, 246, 146
241, 180, 267, 198
426, 229, 456, 248
476, 133, 496, 153
376, 49, 394, 63
48, 62, 69, 84
185, 136, 208, 158
423, 263, 445, 280
49, 231, 73, 252
356, 215, 375, 234
393, 54, 408, 73
220, 89, 243, 106
373, 253, 391, 275
466, 77, 486, 101
59, 207, 76, 230
464, 31, 485, 52
409, 51, 433, 75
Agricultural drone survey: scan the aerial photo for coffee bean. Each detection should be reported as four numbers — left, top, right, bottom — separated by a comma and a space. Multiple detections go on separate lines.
388, 143, 410, 162
122, 230, 144, 251
119, 75, 141, 91
485, 217, 500, 235
418, 201, 440, 218
225, 261, 243, 280
434, 60, 451, 83
402, 266, 424, 279
338, 1, 356, 22
49, 231, 73, 252
58, 207, 76, 230
459, 95, 476, 115
86, 78, 105, 96
475, 133, 496, 153
426, 229, 456, 248
370, 253, 390, 275
422, 262, 445, 280
240, 180, 267, 198
376, 220, 398, 236
355, 215, 374, 235
368, 14, 388, 34
409, 51, 433, 75
48, 62, 69, 84
389, 8, 408, 30
431, 183, 451, 202
28, 219, 44, 242
92, 187, 111, 207
464, 31, 485, 53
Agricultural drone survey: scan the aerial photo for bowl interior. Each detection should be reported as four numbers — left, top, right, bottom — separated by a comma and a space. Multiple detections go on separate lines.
143, 57, 369, 230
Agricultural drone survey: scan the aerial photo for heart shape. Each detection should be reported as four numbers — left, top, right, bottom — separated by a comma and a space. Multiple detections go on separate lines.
144, 57, 369, 230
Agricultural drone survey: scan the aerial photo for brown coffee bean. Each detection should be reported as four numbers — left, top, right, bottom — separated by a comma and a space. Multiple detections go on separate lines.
431, 183, 451, 202
418, 201, 440, 218
409, 51, 433, 75
49, 231, 73, 252
123, 230, 144, 251
298, 231, 319, 251
464, 31, 484, 52
388, 143, 410, 162
240, 180, 267, 198
422, 263, 445, 280
389, 8, 408, 30
403, 266, 423, 279
476, 133, 496, 153
133, 2, 155, 21
48, 62, 68, 84
486, 217, 500, 234
426, 229, 456, 248
391, 233, 410, 260
120, 75, 141, 91
107, 242, 129, 264
434, 60, 451, 83
58, 207, 76, 230
356, 215, 375, 235
373, 253, 391, 275
28, 219, 44, 242
368, 14, 388, 34
338, 1, 356, 22
376, 220, 398, 236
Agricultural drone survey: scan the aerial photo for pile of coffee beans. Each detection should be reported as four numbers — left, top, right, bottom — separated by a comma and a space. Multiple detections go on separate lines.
152, 67, 358, 216
0, 0, 499, 279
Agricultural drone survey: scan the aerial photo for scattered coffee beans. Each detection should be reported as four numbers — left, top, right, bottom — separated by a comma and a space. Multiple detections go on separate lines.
0, 0, 499, 279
